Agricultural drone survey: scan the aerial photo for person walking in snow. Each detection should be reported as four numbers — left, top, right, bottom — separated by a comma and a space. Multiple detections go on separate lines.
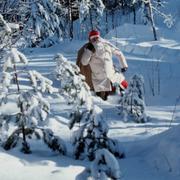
77, 30, 128, 100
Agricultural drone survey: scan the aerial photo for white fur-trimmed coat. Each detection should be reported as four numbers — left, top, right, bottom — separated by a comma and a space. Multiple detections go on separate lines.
81, 40, 128, 92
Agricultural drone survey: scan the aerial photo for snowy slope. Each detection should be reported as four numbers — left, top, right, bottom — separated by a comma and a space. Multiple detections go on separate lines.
0, 148, 86, 180
122, 124, 180, 179
1, 34, 180, 180
0, 0, 180, 179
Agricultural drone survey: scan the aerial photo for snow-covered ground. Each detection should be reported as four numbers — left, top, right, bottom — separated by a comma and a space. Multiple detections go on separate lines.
1, 4, 180, 179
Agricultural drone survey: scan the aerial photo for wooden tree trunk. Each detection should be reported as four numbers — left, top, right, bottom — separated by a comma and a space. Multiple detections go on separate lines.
111, 10, 115, 29
89, 8, 93, 30
105, 10, 108, 33
13, 64, 27, 144
133, 6, 136, 24
147, 0, 157, 40
67, 0, 73, 40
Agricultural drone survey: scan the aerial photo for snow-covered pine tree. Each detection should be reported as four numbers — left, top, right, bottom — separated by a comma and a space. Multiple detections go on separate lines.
0, 14, 12, 51
22, 0, 67, 47
119, 74, 147, 123
79, 0, 105, 31
54, 54, 124, 161
0, 15, 14, 144
0, 0, 23, 22
90, 149, 121, 179
0, 114, 10, 145
138, 0, 175, 39
0, 48, 66, 154
54, 53, 93, 129
0, 13, 21, 60
72, 105, 124, 161
77, 148, 122, 179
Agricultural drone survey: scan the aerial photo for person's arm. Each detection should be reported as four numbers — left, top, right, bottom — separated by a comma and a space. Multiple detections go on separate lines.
81, 43, 94, 66
113, 49, 128, 72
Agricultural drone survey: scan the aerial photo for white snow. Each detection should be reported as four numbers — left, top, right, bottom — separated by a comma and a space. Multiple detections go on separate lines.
0, 0, 180, 179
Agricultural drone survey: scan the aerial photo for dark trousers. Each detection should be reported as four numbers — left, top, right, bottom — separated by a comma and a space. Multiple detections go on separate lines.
96, 91, 109, 101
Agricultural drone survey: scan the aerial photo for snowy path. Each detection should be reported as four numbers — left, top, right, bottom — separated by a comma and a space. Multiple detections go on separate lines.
26, 46, 180, 180
55, 46, 180, 136
1, 43, 180, 180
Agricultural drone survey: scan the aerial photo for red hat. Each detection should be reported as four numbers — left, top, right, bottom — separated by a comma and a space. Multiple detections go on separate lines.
89, 30, 100, 40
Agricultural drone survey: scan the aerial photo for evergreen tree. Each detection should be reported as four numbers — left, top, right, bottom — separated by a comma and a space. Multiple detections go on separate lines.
79, 0, 105, 31
0, 48, 66, 154
54, 54, 124, 161
119, 74, 147, 123
72, 106, 124, 160
0, 0, 22, 20
78, 148, 122, 179
21, 0, 67, 47
54, 53, 93, 128
90, 149, 121, 179
0, 14, 12, 51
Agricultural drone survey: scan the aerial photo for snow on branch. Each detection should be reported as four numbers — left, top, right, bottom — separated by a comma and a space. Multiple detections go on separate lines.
79, 0, 105, 30
54, 53, 93, 110
91, 149, 121, 179
42, 128, 66, 155
0, 14, 12, 49
119, 74, 147, 123
0, 49, 66, 154
18, 91, 50, 128
71, 105, 124, 160
2, 48, 28, 71
0, 14, 11, 34
152, 6, 175, 28
23, 0, 65, 47
79, 0, 90, 23
29, 70, 54, 93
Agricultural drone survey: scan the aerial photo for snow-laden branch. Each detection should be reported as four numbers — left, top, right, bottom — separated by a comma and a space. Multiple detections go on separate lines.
152, 6, 175, 28
2, 48, 28, 71
91, 149, 121, 179
55, 53, 93, 110
29, 70, 54, 93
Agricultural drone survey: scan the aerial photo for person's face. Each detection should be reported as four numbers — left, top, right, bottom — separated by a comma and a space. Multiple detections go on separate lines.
90, 37, 99, 43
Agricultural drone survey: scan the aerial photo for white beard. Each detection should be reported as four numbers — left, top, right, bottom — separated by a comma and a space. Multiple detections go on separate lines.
93, 41, 104, 57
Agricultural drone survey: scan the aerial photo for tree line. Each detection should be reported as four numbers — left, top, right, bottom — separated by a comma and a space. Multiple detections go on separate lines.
0, 0, 171, 47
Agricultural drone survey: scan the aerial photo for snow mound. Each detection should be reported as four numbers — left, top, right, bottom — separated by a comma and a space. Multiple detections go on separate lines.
127, 125, 180, 176
146, 125, 180, 176
105, 23, 180, 61
105, 23, 154, 42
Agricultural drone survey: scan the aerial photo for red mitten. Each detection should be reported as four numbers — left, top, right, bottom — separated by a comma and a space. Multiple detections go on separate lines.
120, 80, 128, 89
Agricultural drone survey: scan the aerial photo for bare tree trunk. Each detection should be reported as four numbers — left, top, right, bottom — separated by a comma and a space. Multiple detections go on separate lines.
111, 10, 115, 29
67, 0, 73, 40
133, 6, 136, 24
13, 64, 26, 144
89, 8, 93, 30
157, 61, 160, 95
105, 10, 108, 33
146, 0, 157, 40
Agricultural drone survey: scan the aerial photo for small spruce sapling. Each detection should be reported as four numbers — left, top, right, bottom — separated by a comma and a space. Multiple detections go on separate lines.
54, 53, 93, 129
90, 149, 121, 179
76, 148, 122, 179
72, 105, 124, 160
0, 49, 66, 154
0, 14, 12, 50
54, 54, 124, 161
119, 74, 147, 123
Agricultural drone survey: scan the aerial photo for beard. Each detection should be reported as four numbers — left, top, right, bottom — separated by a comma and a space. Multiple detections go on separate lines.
92, 40, 104, 56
